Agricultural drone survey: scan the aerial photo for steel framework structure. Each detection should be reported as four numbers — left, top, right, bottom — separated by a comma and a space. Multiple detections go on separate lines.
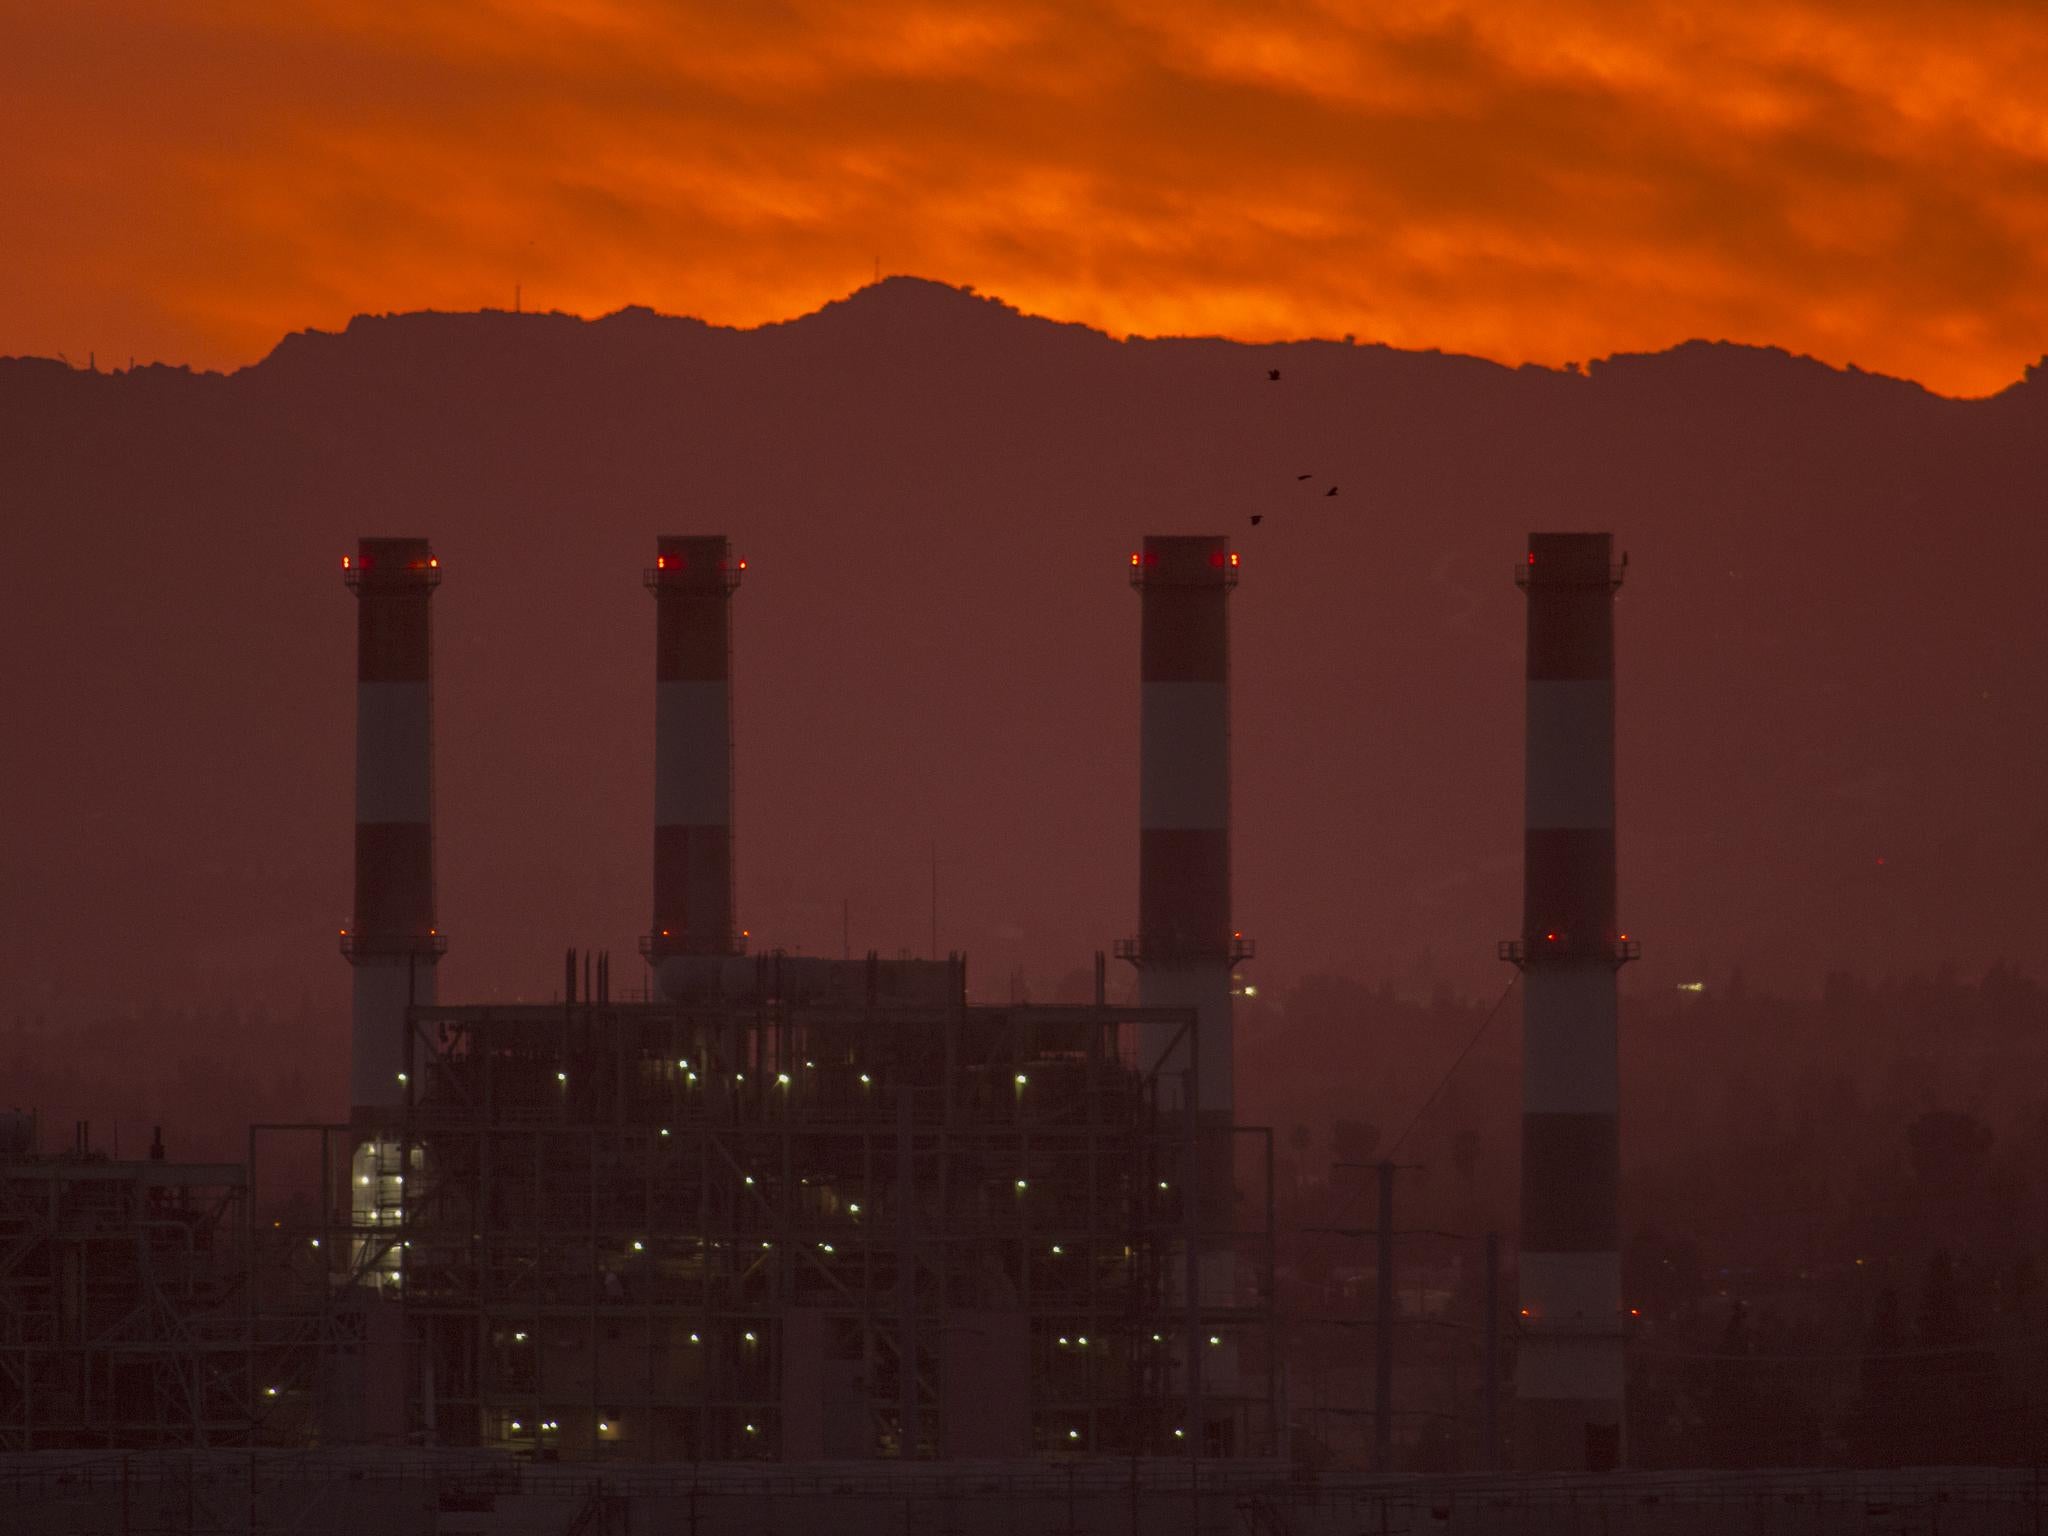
0, 1156, 254, 1450
253, 955, 1276, 1462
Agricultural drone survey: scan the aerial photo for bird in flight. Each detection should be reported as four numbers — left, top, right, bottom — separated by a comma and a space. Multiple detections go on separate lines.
1295, 473, 1312, 480
1325, 486, 1339, 497
1267, 368, 1281, 381
1250, 514, 1264, 526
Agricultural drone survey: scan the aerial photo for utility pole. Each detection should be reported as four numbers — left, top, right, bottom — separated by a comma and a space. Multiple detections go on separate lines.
1375, 1160, 1395, 1471
1329, 1159, 1417, 1472
897, 1087, 918, 1458
1482, 1232, 1500, 1470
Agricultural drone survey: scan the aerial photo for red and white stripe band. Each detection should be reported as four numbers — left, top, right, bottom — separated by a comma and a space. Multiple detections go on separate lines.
648, 535, 740, 959
1130, 535, 1240, 1120
344, 536, 442, 1117
1513, 531, 1626, 1469
1135, 535, 1234, 964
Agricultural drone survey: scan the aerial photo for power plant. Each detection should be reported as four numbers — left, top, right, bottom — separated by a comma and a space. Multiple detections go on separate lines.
260, 533, 1273, 1464
1, 526, 1662, 1515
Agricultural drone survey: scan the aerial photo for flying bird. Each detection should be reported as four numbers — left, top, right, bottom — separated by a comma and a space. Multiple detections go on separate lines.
1250, 515, 1263, 527
1267, 368, 1281, 381
1325, 486, 1339, 497
1295, 473, 1312, 480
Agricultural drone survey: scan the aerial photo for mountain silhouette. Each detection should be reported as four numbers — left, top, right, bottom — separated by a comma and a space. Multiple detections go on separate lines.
4, 276, 2045, 1041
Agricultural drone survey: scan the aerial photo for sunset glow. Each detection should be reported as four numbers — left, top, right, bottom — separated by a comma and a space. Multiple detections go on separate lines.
5, 0, 2046, 393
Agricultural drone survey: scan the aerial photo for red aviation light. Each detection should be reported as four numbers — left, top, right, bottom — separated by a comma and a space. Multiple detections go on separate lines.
1130, 552, 1141, 567
428, 557, 438, 568
1527, 552, 1537, 565
341, 556, 351, 570
737, 559, 747, 571
656, 555, 669, 570
1544, 931, 1559, 943
1229, 552, 1241, 568
1208, 551, 1226, 568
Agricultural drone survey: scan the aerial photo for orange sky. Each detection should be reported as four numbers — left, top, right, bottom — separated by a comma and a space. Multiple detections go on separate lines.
5, 0, 2046, 394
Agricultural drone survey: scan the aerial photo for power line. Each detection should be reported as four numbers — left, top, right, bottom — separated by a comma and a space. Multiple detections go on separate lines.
1388, 973, 1519, 1158
1297, 975, 1523, 1277
1636, 1331, 2048, 1364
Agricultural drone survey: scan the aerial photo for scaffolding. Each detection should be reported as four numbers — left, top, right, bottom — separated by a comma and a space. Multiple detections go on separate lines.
0, 1151, 254, 1450
253, 954, 1277, 1462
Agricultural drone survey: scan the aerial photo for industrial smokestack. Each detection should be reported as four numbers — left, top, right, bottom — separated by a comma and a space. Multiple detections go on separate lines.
1127, 535, 1244, 1114
1124, 534, 1249, 1455
342, 536, 443, 1119
1509, 531, 1629, 1472
646, 536, 743, 994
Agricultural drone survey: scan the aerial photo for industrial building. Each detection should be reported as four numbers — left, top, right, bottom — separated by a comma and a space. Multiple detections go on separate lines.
251, 956, 1276, 1461
230, 533, 1276, 1462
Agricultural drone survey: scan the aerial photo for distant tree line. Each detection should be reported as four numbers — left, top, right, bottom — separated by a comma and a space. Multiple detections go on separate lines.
1243, 962, 2048, 1468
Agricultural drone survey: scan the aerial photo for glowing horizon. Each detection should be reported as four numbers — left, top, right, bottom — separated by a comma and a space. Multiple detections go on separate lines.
6, 2, 2046, 396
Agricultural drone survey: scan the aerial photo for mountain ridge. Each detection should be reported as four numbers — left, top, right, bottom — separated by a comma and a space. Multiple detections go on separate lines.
7, 277, 2039, 403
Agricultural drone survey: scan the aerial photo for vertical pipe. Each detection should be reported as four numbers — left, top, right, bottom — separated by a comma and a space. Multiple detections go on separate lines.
1511, 532, 1627, 1471
1374, 1160, 1394, 1471
1264, 1126, 1278, 1461
342, 537, 442, 1120
646, 536, 742, 992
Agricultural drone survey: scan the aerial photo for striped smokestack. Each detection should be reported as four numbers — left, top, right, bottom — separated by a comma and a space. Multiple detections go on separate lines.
1128, 535, 1243, 1118
1124, 533, 1250, 1455
342, 537, 443, 1119
1510, 531, 1630, 1471
645, 536, 742, 980
1130, 536, 1236, 1179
